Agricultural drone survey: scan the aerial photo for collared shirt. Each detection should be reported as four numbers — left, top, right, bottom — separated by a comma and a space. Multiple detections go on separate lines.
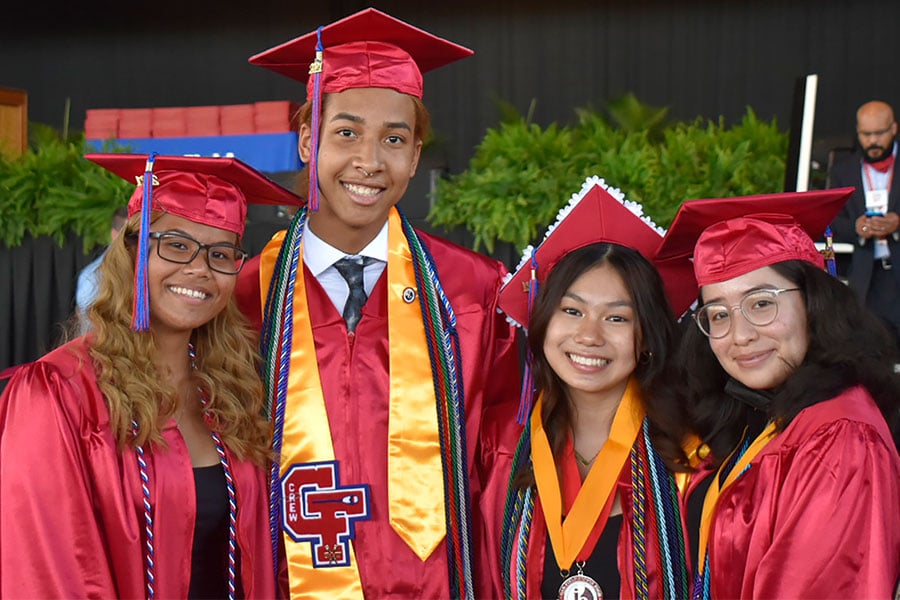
860, 141, 897, 192
303, 222, 388, 315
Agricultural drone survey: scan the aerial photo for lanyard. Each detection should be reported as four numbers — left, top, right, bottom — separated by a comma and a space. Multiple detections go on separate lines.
862, 161, 894, 194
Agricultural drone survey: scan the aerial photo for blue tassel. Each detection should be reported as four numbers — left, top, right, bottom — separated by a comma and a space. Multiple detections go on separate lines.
516, 355, 535, 425
307, 27, 324, 213
823, 226, 838, 278
131, 153, 156, 331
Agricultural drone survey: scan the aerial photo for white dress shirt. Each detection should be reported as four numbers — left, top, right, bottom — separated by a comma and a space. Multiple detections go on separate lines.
302, 221, 388, 316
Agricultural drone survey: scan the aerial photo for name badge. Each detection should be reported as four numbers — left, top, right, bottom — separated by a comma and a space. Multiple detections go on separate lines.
865, 189, 889, 215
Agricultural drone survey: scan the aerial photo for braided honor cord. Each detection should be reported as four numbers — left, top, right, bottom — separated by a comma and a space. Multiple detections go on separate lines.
400, 211, 474, 599
132, 344, 239, 599
259, 208, 306, 582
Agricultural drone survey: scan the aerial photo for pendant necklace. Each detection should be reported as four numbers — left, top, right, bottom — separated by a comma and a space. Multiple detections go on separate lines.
573, 447, 600, 467
131, 344, 238, 600
558, 561, 604, 600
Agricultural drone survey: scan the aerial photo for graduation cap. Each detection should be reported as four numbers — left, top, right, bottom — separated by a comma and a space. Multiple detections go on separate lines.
498, 177, 696, 424
656, 188, 854, 286
248, 8, 473, 211
249, 8, 472, 99
499, 177, 697, 327
85, 152, 304, 331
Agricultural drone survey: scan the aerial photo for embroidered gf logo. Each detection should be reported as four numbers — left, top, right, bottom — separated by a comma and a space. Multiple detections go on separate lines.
281, 461, 371, 568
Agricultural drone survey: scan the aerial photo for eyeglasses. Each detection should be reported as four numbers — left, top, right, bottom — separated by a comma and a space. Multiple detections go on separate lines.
693, 288, 801, 339
148, 231, 248, 275
857, 124, 895, 138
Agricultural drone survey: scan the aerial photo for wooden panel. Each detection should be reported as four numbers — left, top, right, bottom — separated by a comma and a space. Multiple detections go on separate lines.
0, 87, 27, 157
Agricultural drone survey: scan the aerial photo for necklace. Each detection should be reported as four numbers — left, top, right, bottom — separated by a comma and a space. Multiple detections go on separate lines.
131, 344, 238, 600
573, 447, 600, 467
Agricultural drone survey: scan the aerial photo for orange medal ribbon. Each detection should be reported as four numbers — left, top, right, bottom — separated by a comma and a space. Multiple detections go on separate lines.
531, 378, 645, 570
695, 422, 777, 574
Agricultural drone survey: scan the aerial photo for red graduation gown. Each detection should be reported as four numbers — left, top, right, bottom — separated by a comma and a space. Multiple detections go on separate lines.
706, 386, 900, 598
0, 337, 276, 599
238, 230, 521, 598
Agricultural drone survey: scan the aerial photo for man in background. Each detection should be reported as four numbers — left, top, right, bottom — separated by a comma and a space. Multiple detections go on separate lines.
830, 100, 900, 348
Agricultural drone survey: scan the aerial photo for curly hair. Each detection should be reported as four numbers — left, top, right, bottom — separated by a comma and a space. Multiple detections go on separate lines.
514, 243, 690, 489
87, 211, 270, 465
679, 259, 900, 462
292, 93, 431, 198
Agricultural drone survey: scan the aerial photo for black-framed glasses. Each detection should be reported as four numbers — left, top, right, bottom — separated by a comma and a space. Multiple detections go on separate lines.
693, 288, 801, 339
148, 231, 247, 275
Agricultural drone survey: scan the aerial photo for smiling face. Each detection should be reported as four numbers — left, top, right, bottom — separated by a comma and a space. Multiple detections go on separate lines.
299, 87, 423, 253
146, 213, 238, 339
542, 262, 639, 407
701, 265, 809, 390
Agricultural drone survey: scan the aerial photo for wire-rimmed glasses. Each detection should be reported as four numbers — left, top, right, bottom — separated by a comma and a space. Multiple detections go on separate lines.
694, 288, 801, 339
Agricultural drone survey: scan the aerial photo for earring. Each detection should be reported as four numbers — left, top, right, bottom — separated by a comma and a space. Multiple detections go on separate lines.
638, 350, 653, 365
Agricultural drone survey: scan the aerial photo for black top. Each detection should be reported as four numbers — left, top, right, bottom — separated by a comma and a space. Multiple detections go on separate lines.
189, 463, 241, 599
541, 513, 624, 599
686, 467, 714, 568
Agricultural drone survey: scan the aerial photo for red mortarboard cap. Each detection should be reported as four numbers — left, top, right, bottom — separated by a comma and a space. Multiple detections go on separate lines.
499, 177, 698, 327
248, 8, 473, 100
85, 153, 303, 237
249, 8, 471, 212
85, 153, 303, 331
656, 188, 854, 286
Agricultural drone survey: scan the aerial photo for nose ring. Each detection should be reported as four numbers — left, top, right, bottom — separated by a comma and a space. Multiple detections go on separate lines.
360, 168, 373, 178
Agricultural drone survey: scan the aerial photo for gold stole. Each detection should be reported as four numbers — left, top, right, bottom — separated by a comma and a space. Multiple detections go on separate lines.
531, 378, 645, 569
260, 208, 445, 598
696, 422, 777, 574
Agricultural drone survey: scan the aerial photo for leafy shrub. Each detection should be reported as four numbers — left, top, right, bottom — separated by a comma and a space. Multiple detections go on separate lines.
0, 125, 131, 251
429, 95, 787, 252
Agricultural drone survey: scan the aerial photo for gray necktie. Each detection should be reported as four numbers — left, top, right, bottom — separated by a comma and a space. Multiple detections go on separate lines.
333, 256, 373, 332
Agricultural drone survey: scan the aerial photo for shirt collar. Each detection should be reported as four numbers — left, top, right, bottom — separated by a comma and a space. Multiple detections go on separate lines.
303, 220, 389, 277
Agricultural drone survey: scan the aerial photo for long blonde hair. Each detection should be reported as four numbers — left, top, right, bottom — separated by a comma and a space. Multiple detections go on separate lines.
87, 212, 270, 465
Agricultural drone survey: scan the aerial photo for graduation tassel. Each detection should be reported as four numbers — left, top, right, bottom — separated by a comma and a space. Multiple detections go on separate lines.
823, 225, 838, 277
306, 27, 324, 213
516, 249, 539, 425
131, 153, 157, 332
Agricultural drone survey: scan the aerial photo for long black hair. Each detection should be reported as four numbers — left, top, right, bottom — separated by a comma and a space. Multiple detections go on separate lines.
515, 243, 689, 487
679, 259, 900, 462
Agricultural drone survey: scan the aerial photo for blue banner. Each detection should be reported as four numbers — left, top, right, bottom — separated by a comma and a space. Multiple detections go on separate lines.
87, 132, 302, 173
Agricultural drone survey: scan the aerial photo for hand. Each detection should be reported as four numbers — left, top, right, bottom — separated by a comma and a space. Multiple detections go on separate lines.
863, 212, 900, 237
857, 214, 876, 238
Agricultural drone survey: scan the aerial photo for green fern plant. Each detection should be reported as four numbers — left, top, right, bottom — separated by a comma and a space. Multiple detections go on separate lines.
0, 126, 131, 250
429, 98, 787, 252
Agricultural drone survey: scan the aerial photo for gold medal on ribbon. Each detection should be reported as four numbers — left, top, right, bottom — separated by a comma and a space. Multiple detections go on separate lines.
532, 378, 645, 591
558, 565, 604, 600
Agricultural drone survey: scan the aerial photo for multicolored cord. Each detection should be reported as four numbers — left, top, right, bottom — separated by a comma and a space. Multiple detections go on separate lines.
691, 432, 753, 600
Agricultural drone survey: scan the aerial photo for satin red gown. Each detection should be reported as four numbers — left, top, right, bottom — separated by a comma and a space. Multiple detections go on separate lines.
0, 337, 276, 599
237, 229, 522, 598
705, 386, 900, 598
